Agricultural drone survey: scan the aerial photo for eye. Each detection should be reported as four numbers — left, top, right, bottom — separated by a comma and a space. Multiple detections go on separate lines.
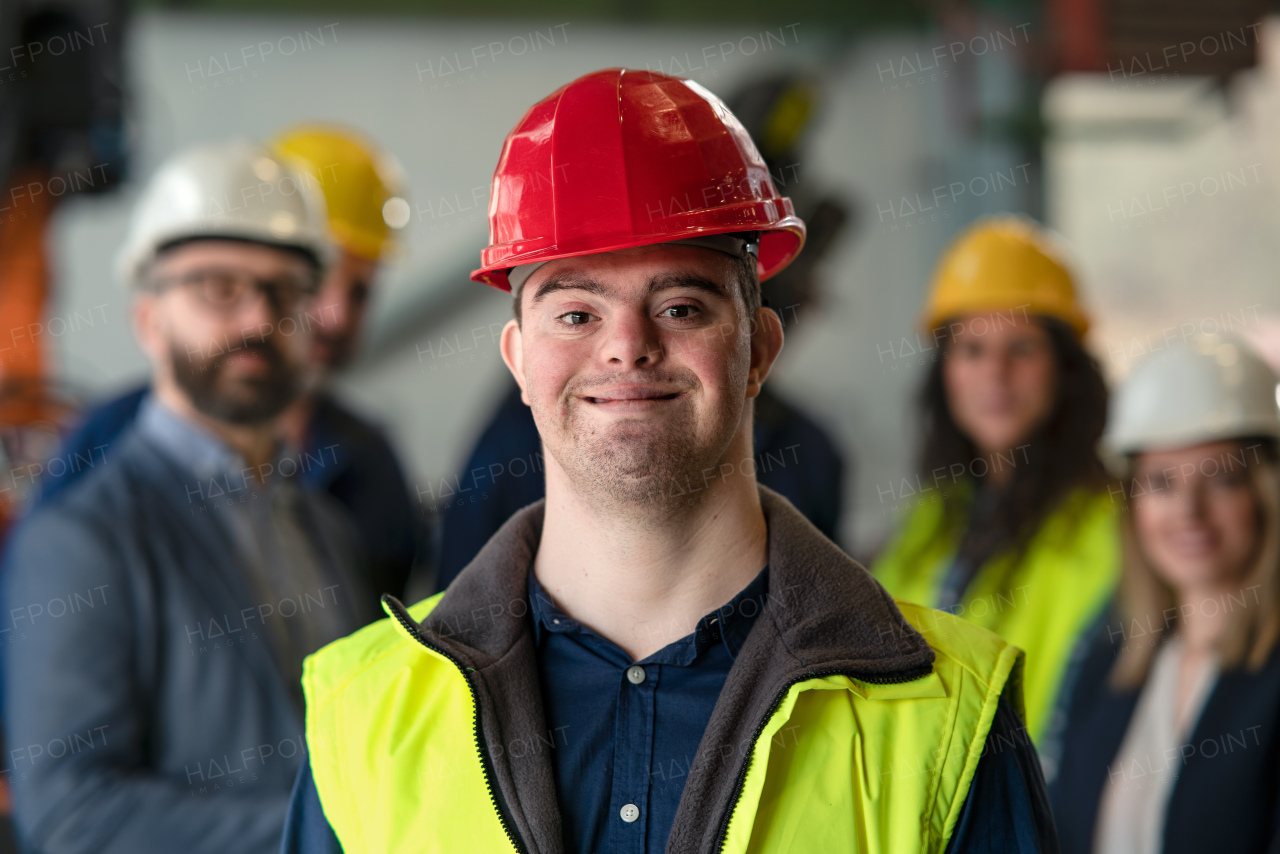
1210, 468, 1250, 490
201, 274, 240, 305
557, 311, 595, 326
660, 304, 698, 320
1008, 337, 1047, 359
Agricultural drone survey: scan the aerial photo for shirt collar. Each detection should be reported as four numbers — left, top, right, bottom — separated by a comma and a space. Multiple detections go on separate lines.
136, 395, 295, 493
527, 565, 769, 663
137, 395, 246, 480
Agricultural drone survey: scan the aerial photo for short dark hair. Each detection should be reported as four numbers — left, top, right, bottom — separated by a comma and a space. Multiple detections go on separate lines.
513, 249, 761, 325
732, 251, 762, 316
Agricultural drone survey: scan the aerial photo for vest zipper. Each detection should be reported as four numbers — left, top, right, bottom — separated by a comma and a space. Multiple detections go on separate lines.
386, 598, 530, 854
713, 662, 935, 853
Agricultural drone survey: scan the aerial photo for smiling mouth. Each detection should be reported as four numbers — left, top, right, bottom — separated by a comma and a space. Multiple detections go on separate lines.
585, 392, 682, 404
223, 350, 270, 370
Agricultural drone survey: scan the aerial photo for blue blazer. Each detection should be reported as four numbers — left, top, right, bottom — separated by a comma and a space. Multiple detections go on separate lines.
35, 384, 418, 606
2, 426, 375, 854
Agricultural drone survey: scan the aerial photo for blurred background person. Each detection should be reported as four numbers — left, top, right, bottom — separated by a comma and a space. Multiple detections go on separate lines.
873, 216, 1118, 753
2, 141, 377, 854
33, 125, 420, 610
433, 72, 852, 589
1050, 334, 1280, 854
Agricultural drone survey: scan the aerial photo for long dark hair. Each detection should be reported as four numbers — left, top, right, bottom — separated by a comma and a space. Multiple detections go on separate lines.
918, 317, 1110, 570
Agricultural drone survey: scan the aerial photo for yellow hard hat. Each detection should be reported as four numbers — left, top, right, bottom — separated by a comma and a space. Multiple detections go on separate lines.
270, 124, 408, 262
923, 215, 1089, 338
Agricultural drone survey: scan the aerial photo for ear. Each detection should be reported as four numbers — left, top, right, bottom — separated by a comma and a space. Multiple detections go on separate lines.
131, 292, 166, 364
746, 306, 784, 400
499, 318, 530, 405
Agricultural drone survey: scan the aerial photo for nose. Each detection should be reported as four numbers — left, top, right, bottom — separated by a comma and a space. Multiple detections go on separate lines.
234, 286, 280, 335
1182, 479, 1211, 521
314, 277, 350, 331
987, 348, 1015, 383
323, 295, 351, 332
599, 309, 663, 368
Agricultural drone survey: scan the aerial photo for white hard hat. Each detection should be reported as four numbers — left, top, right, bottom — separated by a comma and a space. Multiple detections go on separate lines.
116, 139, 335, 286
1104, 334, 1280, 457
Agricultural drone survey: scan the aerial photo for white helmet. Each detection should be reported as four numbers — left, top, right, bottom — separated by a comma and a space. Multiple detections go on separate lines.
116, 139, 334, 286
1105, 334, 1280, 456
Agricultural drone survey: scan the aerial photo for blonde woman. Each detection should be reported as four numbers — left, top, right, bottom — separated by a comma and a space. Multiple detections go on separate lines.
1050, 335, 1280, 854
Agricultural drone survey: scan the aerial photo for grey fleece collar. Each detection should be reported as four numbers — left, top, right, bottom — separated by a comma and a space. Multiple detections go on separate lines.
387, 486, 933, 854
415, 486, 932, 674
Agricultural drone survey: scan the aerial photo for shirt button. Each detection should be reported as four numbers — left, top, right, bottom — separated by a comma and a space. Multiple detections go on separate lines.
620, 803, 640, 823
626, 665, 646, 685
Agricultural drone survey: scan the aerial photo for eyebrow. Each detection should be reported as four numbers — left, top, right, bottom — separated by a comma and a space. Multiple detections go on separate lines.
529, 275, 610, 306
646, 272, 729, 300
528, 271, 730, 307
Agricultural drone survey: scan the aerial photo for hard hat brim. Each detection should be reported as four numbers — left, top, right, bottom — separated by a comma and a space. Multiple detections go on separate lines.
473, 217, 805, 292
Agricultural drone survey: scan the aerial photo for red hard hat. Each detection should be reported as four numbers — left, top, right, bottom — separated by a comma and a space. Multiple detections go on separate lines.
472, 68, 807, 291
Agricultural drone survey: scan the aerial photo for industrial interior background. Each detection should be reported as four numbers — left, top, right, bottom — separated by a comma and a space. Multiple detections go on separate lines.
3, 0, 1278, 558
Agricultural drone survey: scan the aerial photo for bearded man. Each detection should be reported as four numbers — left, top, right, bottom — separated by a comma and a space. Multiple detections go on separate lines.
2, 141, 376, 854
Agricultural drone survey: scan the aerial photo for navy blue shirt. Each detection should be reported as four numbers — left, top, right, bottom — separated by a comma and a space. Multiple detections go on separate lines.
529, 567, 769, 854
281, 569, 1055, 853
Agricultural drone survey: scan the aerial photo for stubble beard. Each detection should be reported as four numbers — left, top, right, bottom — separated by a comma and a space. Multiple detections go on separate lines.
168, 336, 301, 426
536, 375, 744, 517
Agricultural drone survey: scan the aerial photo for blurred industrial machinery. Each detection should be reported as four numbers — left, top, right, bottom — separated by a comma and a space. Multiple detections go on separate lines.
0, 0, 127, 534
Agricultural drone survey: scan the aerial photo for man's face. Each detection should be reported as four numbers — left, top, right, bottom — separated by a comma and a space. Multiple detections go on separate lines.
309, 249, 379, 372
500, 244, 782, 508
134, 240, 317, 426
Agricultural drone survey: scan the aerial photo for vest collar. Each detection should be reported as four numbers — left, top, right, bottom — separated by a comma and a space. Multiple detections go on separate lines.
407, 485, 934, 676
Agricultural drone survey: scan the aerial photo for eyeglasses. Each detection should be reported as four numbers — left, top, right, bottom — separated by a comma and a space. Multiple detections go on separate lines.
149, 267, 318, 316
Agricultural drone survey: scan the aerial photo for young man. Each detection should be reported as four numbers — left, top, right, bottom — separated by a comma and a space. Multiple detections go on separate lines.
3, 141, 376, 853
435, 74, 852, 590
284, 69, 1055, 854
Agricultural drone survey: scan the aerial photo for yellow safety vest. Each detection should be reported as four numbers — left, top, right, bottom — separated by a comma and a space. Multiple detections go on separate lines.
302, 596, 1023, 854
872, 487, 1119, 743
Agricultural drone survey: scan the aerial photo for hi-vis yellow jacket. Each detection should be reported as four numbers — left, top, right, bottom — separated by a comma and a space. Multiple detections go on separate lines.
302, 489, 1026, 854
873, 488, 1119, 744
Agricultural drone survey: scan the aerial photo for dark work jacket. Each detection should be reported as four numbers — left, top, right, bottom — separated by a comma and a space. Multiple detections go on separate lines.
1050, 608, 1280, 854
435, 382, 847, 589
